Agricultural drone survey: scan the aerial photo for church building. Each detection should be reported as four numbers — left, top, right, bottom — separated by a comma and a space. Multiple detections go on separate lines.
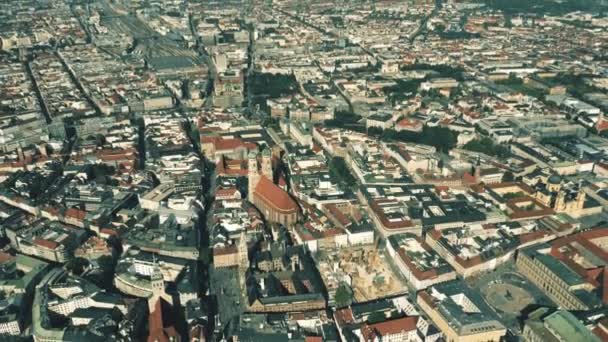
248, 149, 299, 226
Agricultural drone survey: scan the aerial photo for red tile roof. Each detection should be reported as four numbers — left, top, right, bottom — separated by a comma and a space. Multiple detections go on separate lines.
278, 175, 287, 187
65, 208, 87, 220
593, 325, 608, 342
203, 136, 257, 153
216, 138, 248, 151
334, 308, 355, 325
325, 204, 351, 227
305, 337, 322, 342
254, 176, 299, 214
216, 188, 240, 199
462, 172, 477, 185
0, 251, 15, 264
396, 118, 422, 130
361, 316, 418, 341
597, 119, 608, 133
147, 298, 179, 342
42, 206, 61, 215
34, 238, 59, 250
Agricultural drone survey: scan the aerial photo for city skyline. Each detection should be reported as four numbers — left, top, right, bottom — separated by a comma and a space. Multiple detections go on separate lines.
0, 0, 607, 341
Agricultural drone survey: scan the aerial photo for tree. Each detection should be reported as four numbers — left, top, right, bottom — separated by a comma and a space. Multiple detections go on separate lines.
329, 157, 357, 189
434, 23, 446, 33
503, 192, 524, 200
366, 126, 458, 153
400, 64, 465, 81
502, 171, 515, 183
484, 0, 605, 15
384, 79, 422, 104
262, 116, 280, 130
250, 72, 299, 99
325, 110, 363, 129
417, 126, 459, 153
334, 283, 353, 308
463, 137, 510, 158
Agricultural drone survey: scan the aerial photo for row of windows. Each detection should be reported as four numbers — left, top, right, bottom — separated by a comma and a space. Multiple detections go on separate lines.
517, 257, 584, 310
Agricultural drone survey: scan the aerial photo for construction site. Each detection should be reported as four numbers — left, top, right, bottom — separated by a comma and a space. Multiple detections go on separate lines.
315, 245, 406, 303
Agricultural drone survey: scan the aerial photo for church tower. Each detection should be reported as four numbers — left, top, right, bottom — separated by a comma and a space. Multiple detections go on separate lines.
147, 260, 172, 311
151, 265, 164, 295
554, 190, 567, 212
576, 181, 586, 210
146, 259, 178, 342
248, 151, 260, 202
261, 148, 273, 180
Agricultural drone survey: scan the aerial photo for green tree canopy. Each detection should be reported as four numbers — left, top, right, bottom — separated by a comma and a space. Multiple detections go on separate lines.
250, 72, 299, 99
329, 157, 358, 190
502, 171, 515, 182
334, 283, 353, 308
377, 126, 459, 153
463, 137, 510, 158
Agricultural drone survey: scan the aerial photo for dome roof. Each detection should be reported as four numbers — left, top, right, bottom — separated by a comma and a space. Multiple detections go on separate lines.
548, 174, 562, 185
